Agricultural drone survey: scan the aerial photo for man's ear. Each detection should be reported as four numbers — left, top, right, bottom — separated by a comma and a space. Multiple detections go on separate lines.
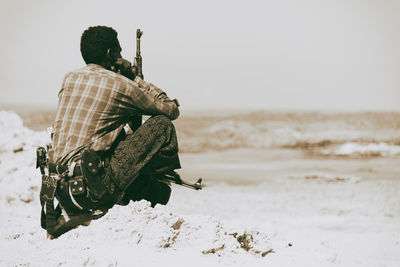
106, 48, 116, 71
106, 48, 112, 60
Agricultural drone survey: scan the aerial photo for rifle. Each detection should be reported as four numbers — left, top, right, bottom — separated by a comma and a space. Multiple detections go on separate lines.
128, 29, 144, 131
162, 171, 203, 190
133, 29, 202, 191
134, 29, 144, 79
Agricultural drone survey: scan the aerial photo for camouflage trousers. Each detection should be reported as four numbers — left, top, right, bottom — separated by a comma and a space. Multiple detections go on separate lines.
103, 115, 181, 206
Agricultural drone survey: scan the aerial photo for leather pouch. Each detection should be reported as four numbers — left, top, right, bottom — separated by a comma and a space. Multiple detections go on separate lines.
81, 150, 107, 200
69, 177, 86, 196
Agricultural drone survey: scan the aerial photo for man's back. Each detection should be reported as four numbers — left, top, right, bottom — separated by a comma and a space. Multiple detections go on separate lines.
50, 63, 179, 165
50, 64, 131, 164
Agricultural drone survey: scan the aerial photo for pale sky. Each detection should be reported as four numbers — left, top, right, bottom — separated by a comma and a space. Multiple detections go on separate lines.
0, 0, 399, 111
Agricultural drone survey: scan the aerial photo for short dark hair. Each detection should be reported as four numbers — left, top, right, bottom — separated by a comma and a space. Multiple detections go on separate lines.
80, 26, 120, 64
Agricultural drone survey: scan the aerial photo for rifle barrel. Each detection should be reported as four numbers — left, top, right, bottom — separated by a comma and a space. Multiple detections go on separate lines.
135, 28, 143, 79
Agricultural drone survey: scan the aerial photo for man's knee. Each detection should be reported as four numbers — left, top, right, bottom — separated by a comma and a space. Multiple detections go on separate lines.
144, 115, 175, 133
150, 115, 173, 126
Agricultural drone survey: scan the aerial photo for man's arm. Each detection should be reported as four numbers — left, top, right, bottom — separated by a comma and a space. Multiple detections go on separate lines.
113, 58, 179, 120
110, 73, 179, 120
128, 76, 180, 120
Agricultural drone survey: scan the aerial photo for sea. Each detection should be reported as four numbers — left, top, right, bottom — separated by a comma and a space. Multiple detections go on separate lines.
2, 105, 400, 158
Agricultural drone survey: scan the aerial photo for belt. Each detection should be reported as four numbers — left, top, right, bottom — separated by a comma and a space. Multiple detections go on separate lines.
49, 162, 82, 177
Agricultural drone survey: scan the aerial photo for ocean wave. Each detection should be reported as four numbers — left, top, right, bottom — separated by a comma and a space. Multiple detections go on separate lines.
175, 111, 400, 156
320, 142, 400, 157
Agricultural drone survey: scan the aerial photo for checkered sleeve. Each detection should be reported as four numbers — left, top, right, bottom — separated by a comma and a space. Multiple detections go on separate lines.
119, 76, 180, 120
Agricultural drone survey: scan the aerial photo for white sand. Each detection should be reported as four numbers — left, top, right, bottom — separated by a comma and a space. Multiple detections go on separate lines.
0, 111, 399, 266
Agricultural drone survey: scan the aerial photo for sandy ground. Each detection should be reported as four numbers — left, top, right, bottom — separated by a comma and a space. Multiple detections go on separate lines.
177, 149, 400, 266
0, 145, 399, 266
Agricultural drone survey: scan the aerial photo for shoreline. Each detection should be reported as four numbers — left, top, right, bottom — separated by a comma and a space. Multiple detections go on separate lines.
179, 148, 400, 185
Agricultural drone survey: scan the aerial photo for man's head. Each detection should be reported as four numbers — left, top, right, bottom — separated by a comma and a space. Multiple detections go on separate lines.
80, 26, 122, 67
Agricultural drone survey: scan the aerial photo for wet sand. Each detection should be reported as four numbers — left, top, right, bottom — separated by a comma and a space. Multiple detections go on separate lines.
179, 148, 400, 184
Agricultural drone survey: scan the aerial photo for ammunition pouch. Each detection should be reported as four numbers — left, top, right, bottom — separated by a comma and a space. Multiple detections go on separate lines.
46, 150, 110, 210
54, 152, 112, 213
80, 149, 108, 200
56, 175, 102, 215
69, 177, 86, 196
37, 147, 113, 238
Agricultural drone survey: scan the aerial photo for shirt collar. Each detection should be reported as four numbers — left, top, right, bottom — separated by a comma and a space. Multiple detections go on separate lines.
86, 63, 105, 70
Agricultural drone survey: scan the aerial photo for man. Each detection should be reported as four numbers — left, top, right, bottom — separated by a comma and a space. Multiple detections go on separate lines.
47, 25, 181, 226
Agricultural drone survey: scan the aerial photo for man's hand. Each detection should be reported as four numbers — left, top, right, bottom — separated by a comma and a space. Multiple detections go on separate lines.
114, 58, 131, 71
114, 58, 136, 80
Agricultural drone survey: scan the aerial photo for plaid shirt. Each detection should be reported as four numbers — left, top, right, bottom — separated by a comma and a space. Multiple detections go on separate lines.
49, 64, 179, 165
